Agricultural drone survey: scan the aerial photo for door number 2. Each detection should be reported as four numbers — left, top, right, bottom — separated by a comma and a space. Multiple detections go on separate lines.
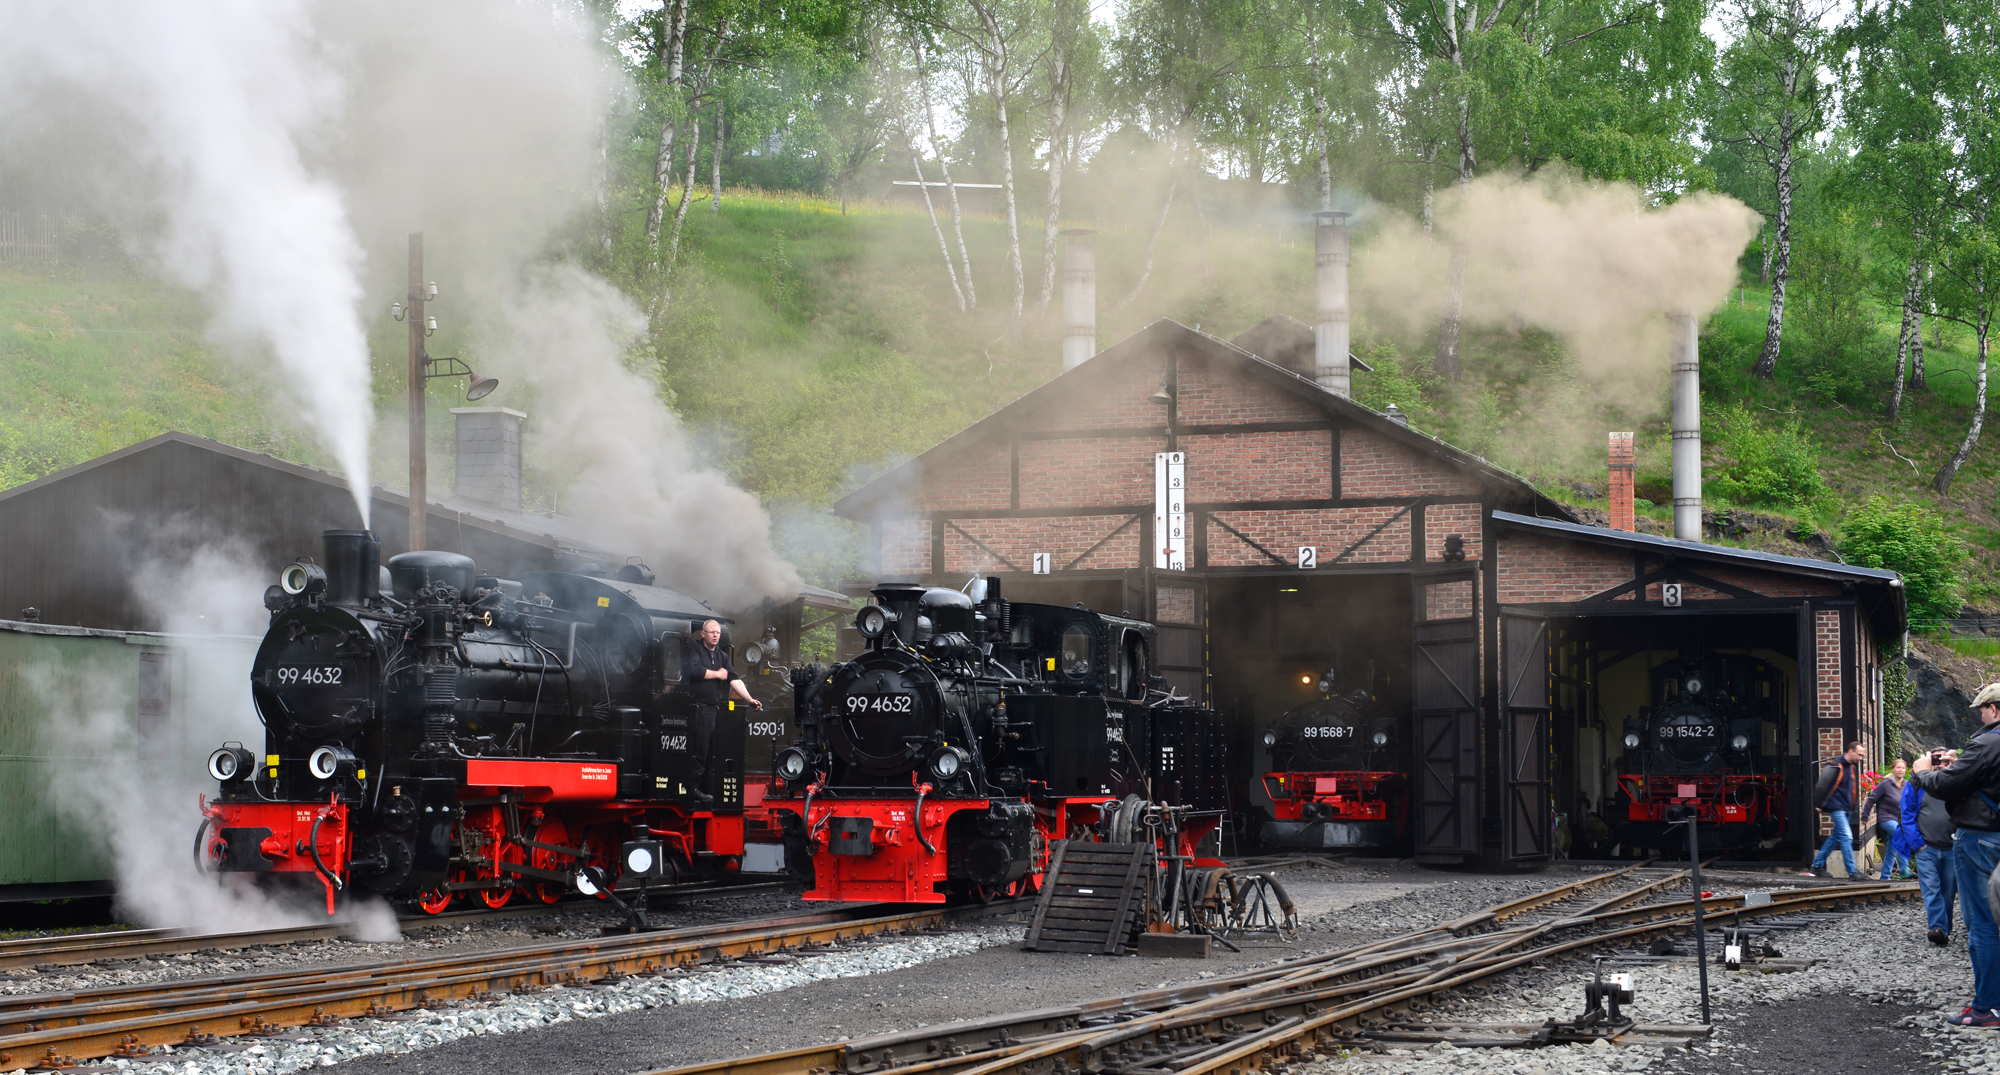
1298, 546, 1317, 570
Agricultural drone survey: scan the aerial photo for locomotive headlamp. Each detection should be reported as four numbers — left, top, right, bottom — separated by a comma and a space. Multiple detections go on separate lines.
1684, 676, 1704, 696
744, 642, 765, 665
928, 745, 969, 780
622, 839, 668, 878
307, 745, 358, 781
1261, 730, 1278, 748
1372, 731, 1389, 746
775, 746, 810, 782
207, 744, 254, 783
856, 605, 896, 639
280, 562, 328, 597
1624, 733, 1642, 749
1731, 734, 1750, 751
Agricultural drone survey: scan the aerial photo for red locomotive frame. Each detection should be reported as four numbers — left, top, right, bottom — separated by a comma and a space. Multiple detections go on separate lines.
781, 792, 1225, 904
200, 760, 783, 915
1616, 773, 1787, 829
1261, 771, 1409, 828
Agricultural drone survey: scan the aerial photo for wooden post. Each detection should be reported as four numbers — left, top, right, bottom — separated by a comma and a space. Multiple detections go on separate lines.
407, 232, 426, 552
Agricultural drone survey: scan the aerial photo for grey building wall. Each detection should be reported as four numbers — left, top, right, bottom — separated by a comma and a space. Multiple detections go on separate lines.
452, 407, 526, 513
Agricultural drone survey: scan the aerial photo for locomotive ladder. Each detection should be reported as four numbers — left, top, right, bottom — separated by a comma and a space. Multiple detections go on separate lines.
1022, 841, 1151, 954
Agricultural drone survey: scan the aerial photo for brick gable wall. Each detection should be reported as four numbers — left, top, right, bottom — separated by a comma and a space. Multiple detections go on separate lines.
1342, 430, 1480, 498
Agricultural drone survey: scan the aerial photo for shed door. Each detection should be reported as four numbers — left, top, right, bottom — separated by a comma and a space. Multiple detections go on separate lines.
1151, 575, 1207, 705
1500, 613, 1552, 862
1413, 570, 1479, 861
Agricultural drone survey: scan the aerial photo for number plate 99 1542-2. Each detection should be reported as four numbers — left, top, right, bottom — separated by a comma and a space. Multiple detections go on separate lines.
845, 693, 914, 714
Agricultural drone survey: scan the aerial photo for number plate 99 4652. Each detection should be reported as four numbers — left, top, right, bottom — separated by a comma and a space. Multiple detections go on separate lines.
845, 693, 914, 714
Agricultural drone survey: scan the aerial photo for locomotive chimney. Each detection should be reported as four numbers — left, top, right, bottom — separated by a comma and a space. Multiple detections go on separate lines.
1668, 312, 1702, 542
322, 529, 381, 606
1608, 432, 1636, 532
1313, 210, 1351, 398
1061, 228, 1097, 372
452, 407, 526, 514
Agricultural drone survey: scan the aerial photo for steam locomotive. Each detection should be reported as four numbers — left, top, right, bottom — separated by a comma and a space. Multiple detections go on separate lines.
1256, 675, 1407, 849
769, 581, 1230, 903
1614, 653, 1788, 850
197, 530, 767, 914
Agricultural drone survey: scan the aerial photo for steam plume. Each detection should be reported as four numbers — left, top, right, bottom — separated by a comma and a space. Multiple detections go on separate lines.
0, 1, 377, 525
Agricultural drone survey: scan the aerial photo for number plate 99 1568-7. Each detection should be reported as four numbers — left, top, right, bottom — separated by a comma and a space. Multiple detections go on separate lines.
276, 666, 344, 686
845, 693, 914, 714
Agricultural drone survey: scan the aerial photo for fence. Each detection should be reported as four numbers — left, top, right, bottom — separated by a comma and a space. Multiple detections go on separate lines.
0, 212, 64, 263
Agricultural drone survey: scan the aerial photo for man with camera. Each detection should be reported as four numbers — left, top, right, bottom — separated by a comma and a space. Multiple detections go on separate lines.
1912, 683, 2000, 1027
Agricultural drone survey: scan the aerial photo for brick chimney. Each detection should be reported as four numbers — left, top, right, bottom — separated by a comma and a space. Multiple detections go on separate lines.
452, 407, 526, 513
1608, 432, 1635, 532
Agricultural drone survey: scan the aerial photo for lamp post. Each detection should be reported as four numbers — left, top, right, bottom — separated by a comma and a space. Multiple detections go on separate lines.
391, 233, 498, 551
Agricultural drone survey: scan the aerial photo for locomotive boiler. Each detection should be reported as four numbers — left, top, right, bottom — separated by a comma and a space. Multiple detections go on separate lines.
1614, 653, 1788, 850
770, 580, 1230, 903
1256, 676, 1407, 850
197, 529, 762, 914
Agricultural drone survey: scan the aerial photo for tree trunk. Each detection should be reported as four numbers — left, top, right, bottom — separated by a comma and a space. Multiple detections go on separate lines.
711, 105, 724, 213
1111, 149, 1179, 314
1934, 307, 1990, 496
978, 14, 1024, 329
1913, 286, 1927, 387
1309, 74, 1333, 212
913, 35, 975, 310
1753, 99, 1797, 379
644, 0, 691, 259
1891, 254, 1916, 424
665, 103, 704, 272
913, 144, 967, 311
1435, 100, 1476, 381
595, 117, 613, 255
1760, 222, 1771, 285
1036, 51, 1069, 311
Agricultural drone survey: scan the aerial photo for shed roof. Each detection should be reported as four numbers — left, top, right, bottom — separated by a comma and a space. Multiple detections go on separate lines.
836, 318, 1572, 520
1490, 510, 1907, 635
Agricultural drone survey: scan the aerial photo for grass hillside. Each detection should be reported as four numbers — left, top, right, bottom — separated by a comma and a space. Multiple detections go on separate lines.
1, 187, 1993, 606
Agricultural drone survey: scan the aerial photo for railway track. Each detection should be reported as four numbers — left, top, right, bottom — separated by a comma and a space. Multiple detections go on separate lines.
0, 880, 795, 973
648, 870, 1916, 1075
0, 897, 1027, 1072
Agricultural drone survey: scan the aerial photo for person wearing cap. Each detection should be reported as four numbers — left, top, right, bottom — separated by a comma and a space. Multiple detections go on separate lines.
1912, 682, 2000, 1027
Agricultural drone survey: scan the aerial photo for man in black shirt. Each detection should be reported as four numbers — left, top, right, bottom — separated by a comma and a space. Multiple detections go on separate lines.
681, 619, 762, 801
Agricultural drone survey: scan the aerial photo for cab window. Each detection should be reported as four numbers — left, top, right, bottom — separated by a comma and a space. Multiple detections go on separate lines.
1060, 624, 1093, 677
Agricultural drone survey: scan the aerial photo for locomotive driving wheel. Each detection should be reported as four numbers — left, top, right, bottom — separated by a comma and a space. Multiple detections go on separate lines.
414, 884, 454, 915
482, 841, 524, 909
530, 818, 574, 905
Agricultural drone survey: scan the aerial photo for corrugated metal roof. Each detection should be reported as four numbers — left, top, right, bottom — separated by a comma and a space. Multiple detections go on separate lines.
1490, 510, 1901, 583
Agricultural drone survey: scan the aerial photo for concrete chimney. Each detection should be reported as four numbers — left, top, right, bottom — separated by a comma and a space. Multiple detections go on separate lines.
1668, 312, 1701, 541
1313, 211, 1352, 397
1061, 228, 1097, 372
452, 407, 526, 513
1608, 432, 1635, 532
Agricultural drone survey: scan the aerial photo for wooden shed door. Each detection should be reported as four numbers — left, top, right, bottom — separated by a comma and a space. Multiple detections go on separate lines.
1151, 575, 1206, 705
1500, 613, 1552, 863
1413, 570, 1479, 861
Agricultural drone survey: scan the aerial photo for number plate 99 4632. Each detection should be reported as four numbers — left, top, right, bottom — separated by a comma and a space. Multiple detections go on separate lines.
275, 665, 345, 686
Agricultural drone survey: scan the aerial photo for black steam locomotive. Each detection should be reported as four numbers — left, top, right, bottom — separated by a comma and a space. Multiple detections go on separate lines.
770, 580, 1230, 903
1614, 653, 1788, 850
198, 529, 763, 914
1256, 676, 1407, 849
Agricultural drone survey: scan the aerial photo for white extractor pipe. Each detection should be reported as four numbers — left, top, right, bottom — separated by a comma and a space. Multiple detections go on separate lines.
1061, 228, 1097, 372
1669, 311, 1702, 541
1314, 210, 1351, 397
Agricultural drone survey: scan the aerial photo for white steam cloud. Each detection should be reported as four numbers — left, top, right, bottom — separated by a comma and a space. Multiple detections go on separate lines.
0, 1, 375, 525
34, 533, 397, 938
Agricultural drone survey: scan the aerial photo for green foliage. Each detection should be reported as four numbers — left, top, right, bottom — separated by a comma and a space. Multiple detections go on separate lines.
1883, 651, 1915, 756
1349, 339, 1430, 422
1787, 215, 1879, 404
1705, 403, 1833, 516
1838, 498, 1969, 626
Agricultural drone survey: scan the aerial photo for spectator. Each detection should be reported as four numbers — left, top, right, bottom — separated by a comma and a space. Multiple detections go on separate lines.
1899, 750, 1958, 946
1808, 741, 1865, 878
1865, 757, 1911, 880
1911, 683, 2000, 1028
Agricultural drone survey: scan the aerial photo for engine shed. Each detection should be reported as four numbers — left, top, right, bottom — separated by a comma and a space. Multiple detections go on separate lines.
834, 316, 1906, 868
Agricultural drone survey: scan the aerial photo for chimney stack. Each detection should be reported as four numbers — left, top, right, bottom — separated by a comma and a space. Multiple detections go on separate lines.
1061, 228, 1097, 372
1313, 211, 1352, 397
452, 407, 526, 513
1668, 312, 1701, 541
1608, 432, 1635, 532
